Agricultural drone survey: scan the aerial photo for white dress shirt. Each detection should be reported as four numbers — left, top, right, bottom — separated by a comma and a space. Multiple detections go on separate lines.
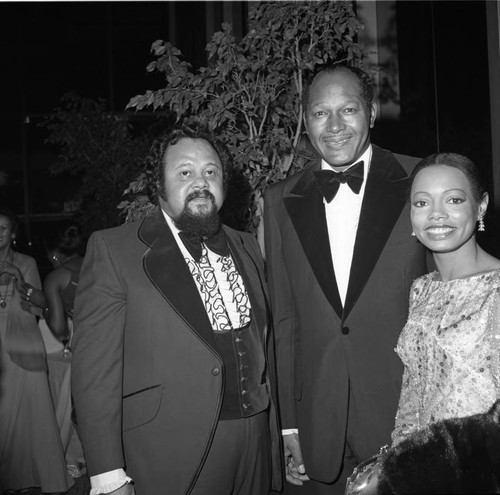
166, 212, 251, 330
323, 145, 372, 305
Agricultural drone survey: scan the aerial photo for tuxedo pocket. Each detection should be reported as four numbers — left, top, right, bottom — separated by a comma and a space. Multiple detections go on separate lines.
122, 384, 163, 431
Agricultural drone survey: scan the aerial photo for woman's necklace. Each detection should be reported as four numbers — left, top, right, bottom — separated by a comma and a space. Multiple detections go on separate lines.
0, 277, 10, 308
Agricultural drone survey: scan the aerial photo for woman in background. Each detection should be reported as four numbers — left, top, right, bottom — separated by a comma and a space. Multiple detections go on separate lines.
392, 152, 500, 443
21, 220, 86, 479
0, 208, 71, 493
43, 221, 84, 348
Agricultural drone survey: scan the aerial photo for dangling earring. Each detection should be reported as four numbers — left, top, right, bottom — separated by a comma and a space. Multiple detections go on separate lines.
478, 216, 485, 232
411, 230, 416, 237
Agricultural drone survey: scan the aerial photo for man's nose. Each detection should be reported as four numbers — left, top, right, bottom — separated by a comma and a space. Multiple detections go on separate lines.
192, 174, 208, 188
326, 113, 345, 133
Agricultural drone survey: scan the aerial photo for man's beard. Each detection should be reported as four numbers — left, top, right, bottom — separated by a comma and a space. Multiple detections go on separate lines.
173, 190, 221, 237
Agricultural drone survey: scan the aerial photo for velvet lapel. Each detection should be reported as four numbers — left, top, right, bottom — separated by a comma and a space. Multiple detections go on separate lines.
343, 146, 409, 319
225, 228, 268, 339
138, 207, 218, 353
283, 161, 343, 317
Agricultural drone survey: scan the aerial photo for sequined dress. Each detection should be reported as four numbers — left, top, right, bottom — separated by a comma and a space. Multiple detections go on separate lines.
392, 269, 500, 445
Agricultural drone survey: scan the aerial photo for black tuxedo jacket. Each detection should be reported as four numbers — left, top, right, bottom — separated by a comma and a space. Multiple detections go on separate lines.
72, 207, 282, 494
264, 145, 428, 483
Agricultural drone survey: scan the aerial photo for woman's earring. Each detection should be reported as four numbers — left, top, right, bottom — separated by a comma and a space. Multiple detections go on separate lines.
411, 230, 416, 237
478, 216, 485, 232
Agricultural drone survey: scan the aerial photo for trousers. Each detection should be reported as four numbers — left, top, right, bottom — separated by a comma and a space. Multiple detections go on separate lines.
191, 410, 271, 495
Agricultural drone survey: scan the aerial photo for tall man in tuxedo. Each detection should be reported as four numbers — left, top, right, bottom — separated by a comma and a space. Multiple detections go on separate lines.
264, 65, 428, 494
72, 123, 282, 495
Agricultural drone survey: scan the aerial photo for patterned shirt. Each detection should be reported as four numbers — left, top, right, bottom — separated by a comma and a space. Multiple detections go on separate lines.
163, 211, 251, 331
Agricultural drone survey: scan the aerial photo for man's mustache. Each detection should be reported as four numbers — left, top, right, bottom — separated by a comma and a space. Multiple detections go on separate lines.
185, 190, 215, 204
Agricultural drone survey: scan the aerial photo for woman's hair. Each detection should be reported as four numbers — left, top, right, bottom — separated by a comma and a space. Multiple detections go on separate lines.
0, 207, 18, 236
45, 220, 84, 256
408, 152, 487, 203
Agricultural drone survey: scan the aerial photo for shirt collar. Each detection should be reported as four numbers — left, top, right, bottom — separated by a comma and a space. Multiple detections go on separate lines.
161, 208, 180, 234
321, 144, 372, 180
161, 209, 190, 257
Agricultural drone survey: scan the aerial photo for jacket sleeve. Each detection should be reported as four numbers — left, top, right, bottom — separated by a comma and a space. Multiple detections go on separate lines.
71, 231, 127, 476
263, 188, 297, 429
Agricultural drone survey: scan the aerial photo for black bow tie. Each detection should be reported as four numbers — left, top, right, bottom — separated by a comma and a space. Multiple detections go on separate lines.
313, 161, 364, 203
179, 228, 229, 262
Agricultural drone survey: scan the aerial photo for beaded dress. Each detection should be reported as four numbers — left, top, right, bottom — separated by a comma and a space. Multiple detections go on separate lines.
392, 269, 500, 445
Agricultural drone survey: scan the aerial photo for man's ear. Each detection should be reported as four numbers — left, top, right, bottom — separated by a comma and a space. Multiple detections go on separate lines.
369, 103, 377, 129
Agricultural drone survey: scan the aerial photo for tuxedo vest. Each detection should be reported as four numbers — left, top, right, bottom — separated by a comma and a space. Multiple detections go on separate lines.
214, 320, 269, 420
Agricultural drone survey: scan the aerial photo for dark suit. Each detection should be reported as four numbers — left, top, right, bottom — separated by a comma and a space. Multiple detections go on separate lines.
264, 145, 428, 485
72, 207, 282, 494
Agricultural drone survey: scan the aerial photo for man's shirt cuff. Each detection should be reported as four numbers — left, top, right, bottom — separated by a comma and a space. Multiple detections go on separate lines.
282, 428, 299, 435
90, 469, 132, 494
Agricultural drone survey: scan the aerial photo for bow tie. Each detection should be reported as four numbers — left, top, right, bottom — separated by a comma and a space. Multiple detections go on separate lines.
179, 228, 229, 262
313, 161, 364, 203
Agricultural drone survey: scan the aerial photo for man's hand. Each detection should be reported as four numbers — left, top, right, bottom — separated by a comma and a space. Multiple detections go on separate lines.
283, 432, 309, 485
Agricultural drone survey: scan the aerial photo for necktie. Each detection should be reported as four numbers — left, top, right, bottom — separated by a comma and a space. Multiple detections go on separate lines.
179, 228, 230, 262
313, 161, 364, 203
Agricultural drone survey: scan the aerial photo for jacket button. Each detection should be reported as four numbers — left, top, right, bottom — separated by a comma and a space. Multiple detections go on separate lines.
211, 367, 220, 376
342, 327, 350, 335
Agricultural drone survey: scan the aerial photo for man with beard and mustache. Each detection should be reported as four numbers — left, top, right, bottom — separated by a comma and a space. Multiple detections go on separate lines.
71, 123, 282, 495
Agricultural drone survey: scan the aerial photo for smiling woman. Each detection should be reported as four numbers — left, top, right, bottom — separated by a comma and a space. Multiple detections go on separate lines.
390, 151, 500, 450
410, 168, 486, 262
408, 153, 491, 278
348, 154, 500, 494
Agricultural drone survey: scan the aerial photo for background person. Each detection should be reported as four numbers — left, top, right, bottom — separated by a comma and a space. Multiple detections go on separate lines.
71, 123, 282, 495
0, 207, 72, 493
22, 221, 85, 345
264, 64, 428, 494
20, 220, 87, 480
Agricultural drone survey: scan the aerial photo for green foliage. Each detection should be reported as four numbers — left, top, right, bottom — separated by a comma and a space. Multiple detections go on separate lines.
124, 0, 363, 231
42, 94, 152, 235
